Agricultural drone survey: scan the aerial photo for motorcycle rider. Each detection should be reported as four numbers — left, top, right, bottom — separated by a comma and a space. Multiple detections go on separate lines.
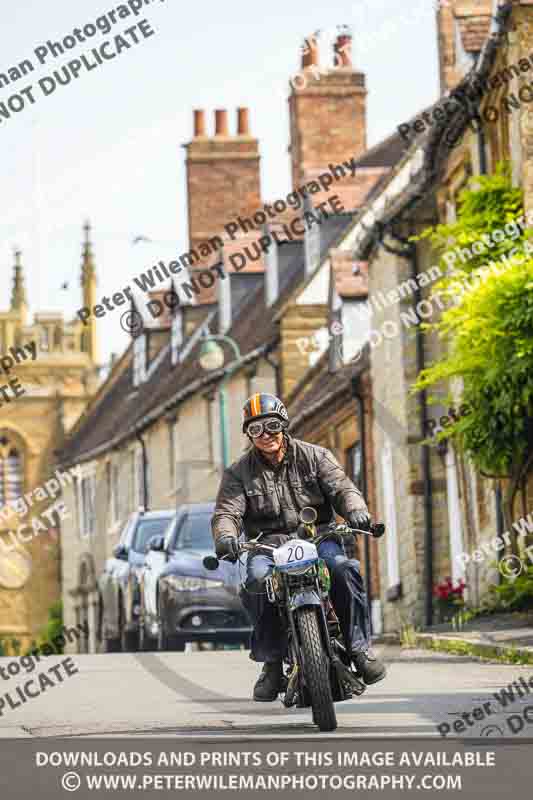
211, 392, 386, 702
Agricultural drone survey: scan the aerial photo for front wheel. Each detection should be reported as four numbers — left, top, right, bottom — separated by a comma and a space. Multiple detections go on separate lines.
297, 607, 337, 732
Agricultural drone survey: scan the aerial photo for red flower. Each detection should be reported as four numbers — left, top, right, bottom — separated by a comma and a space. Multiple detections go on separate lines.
434, 577, 466, 600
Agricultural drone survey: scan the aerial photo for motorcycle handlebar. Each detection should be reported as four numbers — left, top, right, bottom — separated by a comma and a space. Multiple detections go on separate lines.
341, 522, 386, 539
204, 522, 386, 570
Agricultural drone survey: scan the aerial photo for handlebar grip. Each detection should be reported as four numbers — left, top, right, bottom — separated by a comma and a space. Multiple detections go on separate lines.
371, 523, 385, 538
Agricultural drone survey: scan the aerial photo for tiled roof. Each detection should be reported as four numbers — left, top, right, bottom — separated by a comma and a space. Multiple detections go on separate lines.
288, 348, 368, 431
58, 214, 355, 466
355, 130, 408, 169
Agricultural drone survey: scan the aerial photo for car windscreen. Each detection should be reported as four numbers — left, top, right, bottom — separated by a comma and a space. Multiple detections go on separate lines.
171, 513, 214, 551
131, 516, 173, 553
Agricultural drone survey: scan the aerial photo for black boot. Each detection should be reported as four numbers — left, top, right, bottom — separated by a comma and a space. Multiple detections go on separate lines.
352, 649, 386, 685
253, 661, 283, 701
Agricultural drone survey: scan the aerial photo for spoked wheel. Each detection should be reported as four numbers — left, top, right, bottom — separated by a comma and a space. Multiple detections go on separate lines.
297, 608, 337, 732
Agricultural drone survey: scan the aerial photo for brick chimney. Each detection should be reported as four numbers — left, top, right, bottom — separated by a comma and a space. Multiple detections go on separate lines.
288, 28, 367, 208
184, 107, 261, 259
437, 0, 494, 92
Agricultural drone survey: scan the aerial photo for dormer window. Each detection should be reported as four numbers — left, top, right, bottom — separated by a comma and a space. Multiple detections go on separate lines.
133, 333, 147, 387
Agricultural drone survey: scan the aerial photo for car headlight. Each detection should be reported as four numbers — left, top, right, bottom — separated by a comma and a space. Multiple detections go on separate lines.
165, 576, 224, 591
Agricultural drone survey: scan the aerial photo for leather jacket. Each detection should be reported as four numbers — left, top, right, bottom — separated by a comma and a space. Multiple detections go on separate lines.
211, 434, 368, 546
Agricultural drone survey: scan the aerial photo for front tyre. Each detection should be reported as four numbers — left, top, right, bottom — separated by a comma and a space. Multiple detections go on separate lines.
297, 607, 337, 732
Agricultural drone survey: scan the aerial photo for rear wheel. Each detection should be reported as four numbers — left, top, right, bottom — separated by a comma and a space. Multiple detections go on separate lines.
297, 607, 337, 732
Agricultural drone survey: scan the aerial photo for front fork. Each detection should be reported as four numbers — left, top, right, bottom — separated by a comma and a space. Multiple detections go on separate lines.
287, 593, 366, 704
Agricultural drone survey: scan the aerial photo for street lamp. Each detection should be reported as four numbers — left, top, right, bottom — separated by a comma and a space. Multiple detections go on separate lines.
198, 334, 242, 469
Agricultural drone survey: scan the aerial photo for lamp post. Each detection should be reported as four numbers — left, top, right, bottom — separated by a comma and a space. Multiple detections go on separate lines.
198, 335, 242, 469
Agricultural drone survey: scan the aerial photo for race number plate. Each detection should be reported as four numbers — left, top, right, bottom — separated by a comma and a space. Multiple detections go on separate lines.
274, 539, 318, 571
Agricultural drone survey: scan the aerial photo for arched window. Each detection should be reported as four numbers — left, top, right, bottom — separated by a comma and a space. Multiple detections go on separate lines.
0, 433, 24, 507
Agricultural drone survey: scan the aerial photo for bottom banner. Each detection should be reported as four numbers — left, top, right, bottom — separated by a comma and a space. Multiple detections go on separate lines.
0, 738, 531, 798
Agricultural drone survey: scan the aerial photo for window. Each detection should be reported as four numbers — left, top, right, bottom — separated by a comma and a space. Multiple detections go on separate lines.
347, 442, 363, 491
78, 473, 96, 538
341, 300, 371, 363
39, 327, 50, 352
133, 334, 147, 386
117, 455, 132, 521
131, 514, 173, 554
107, 461, 119, 526
0, 434, 24, 506
170, 512, 214, 551
168, 420, 180, 491
445, 445, 466, 583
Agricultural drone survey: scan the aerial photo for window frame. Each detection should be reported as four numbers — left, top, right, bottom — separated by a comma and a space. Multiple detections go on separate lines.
76, 464, 97, 539
0, 432, 25, 508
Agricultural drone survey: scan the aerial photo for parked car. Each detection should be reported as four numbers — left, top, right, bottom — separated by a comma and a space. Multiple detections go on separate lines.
98, 508, 174, 652
140, 502, 251, 651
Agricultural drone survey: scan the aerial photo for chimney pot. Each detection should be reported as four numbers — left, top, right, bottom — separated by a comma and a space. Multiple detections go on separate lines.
334, 32, 352, 67
237, 107, 250, 135
301, 33, 319, 68
215, 109, 229, 136
193, 109, 206, 137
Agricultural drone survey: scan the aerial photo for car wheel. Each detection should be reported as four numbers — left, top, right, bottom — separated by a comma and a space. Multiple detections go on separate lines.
139, 623, 157, 652
121, 627, 138, 653
103, 636, 121, 653
157, 623, 170, 651
166, 635, 186, 653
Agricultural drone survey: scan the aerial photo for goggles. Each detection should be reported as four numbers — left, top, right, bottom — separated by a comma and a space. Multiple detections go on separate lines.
246, 418, 286, 438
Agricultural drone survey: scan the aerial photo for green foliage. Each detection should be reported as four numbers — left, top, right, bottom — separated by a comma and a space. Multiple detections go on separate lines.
399, 623, 419, 648
9, 638, 21, 656
25, 600, 64, 655
489, 563, 533, 612
451, 606, 488, 631
414, 162, 524, 275
411, 162, 533, 480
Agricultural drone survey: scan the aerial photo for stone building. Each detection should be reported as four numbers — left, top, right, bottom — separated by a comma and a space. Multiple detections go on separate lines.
57, 29, 405, 650
0, 224, 99, 650
323, 0, 533, 630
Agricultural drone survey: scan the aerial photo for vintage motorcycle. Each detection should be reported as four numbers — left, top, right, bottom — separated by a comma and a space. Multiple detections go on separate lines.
204, 507, 385, 732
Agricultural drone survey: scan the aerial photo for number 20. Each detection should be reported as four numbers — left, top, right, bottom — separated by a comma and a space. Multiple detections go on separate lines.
288, 545, 304, 562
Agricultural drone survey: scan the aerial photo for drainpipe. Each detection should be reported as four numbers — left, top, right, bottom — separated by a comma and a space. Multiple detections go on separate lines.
135, 431, 149, 510
376, 223, 434, 627
351, 380, 372, 634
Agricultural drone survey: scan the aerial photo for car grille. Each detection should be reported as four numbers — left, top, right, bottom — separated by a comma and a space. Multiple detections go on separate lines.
181, 611, 247, 630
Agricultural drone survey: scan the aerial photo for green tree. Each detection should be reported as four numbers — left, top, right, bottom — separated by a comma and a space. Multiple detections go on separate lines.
412, 164, 533, 551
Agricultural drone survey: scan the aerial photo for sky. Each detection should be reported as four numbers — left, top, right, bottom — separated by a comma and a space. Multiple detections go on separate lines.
0, 0, 440, 365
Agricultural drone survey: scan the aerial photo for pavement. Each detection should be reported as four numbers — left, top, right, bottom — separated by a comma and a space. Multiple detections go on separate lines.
413, 611, 533, 663
1, 644, 533, 739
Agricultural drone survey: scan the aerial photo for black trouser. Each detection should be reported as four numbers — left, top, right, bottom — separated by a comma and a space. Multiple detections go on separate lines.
240, 539, 371, 662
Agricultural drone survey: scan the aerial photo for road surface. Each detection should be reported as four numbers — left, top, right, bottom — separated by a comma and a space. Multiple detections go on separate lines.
1, 644, 532, 739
